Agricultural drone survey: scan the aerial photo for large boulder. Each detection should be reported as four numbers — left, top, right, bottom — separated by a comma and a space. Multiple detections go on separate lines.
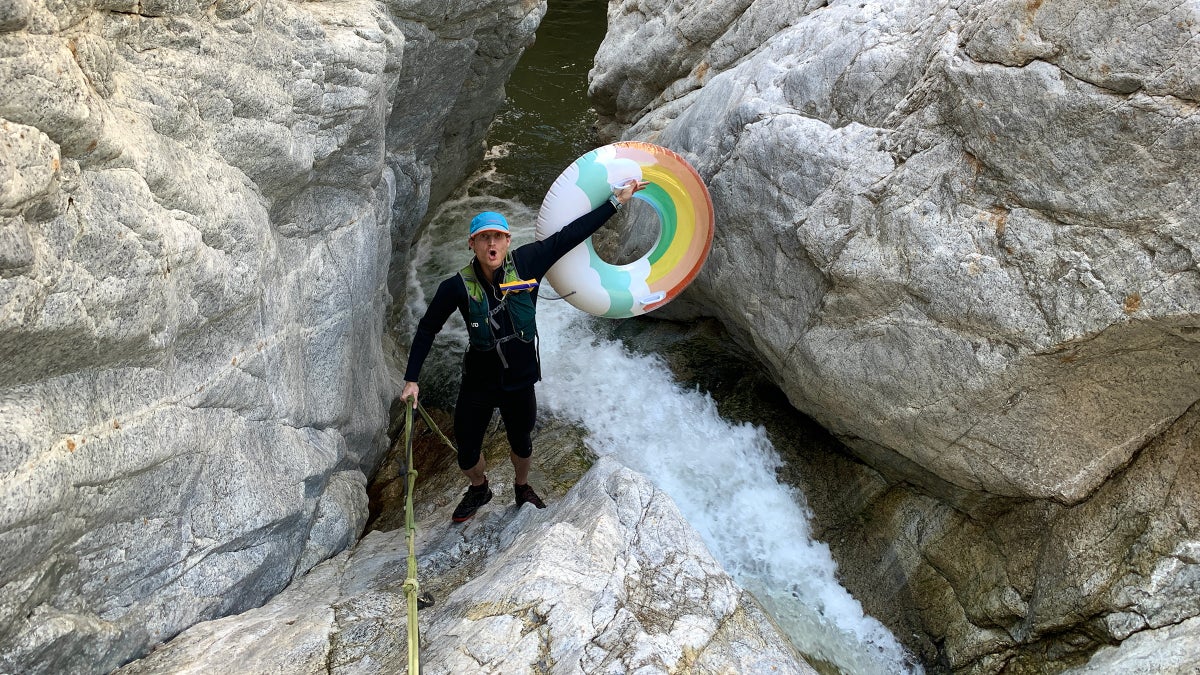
590, 0, 1200, 670
115, 456, 815, 675
0, 0, 543, 672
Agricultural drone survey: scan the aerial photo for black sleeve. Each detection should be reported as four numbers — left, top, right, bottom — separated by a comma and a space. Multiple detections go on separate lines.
514, 201, 617, 280
403, 276, 464, 383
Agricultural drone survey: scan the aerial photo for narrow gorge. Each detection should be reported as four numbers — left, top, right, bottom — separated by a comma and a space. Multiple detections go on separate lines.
2, 0, 1198, 673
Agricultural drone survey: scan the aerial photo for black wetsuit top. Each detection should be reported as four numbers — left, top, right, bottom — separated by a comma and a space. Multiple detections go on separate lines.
404, 201, 617, 392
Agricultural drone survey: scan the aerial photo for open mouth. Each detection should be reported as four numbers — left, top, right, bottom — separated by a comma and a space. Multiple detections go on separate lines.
487, 248, 499, 261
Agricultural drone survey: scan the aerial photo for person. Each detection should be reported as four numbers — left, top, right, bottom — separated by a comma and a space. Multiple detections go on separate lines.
402, 179, 649, 523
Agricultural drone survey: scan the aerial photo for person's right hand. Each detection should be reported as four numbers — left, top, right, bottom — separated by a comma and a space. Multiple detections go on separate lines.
401, 381, 419, 409
614, 179, 650, 205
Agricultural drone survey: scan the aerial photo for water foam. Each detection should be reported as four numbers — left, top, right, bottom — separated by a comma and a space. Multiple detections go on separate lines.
535, 299, 921, 675
410, 197, 921, 674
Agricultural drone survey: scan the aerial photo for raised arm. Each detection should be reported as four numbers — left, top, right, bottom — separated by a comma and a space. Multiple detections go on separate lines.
518, 180, 648, 279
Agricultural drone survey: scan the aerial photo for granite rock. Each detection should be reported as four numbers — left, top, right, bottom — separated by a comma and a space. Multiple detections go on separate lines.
116, 456, 815, 675
0, 0, 543, 671
590, 0, 1200, 670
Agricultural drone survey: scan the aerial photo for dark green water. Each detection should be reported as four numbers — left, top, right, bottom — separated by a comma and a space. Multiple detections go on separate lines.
485, 0, 609, 206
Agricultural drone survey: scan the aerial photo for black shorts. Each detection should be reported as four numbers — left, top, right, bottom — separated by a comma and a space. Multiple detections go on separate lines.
452, 384, 537, 471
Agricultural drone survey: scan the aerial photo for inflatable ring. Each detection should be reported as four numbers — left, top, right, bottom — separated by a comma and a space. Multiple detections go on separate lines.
535, 141, 714, 318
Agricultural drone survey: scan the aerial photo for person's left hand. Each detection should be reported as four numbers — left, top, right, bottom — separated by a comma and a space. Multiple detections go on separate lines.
614, 179, 650, 205
401, 381, 419, 409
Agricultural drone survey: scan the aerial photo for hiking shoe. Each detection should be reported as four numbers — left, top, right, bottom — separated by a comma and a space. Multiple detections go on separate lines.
452, 483, 493, 523
514, 483, 546, 509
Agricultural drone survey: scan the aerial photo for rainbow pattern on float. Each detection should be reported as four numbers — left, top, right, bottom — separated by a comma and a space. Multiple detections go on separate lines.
535, 141, 715, 318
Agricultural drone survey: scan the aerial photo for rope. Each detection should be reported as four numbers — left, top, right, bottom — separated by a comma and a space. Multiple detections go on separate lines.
400, 398, 457, 675
538, 289, 576, 301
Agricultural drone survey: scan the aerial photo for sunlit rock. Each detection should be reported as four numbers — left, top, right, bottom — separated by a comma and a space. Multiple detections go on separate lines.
590, 0, 1200, 670
116, 456, 814, 675
0, 0, 543, 672
1063, 616, 1200, 675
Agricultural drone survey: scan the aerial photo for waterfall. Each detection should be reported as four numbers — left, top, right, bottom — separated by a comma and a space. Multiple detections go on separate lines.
402, 1, 921, 668
405, 182, 921, 674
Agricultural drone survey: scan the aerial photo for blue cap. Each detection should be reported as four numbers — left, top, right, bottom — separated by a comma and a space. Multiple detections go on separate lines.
469, 211, 509, 236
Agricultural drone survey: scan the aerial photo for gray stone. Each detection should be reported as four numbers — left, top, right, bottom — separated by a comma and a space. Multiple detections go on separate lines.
589, 0, 1200, 670
0, 0, 32, 33
116, 456, 815, 675
0, 0, 544, 672
1063, 616, 1200, 675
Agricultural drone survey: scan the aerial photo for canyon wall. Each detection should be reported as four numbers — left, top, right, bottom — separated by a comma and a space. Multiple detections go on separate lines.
0, 0, 544, 671
590, 0, 1200, 671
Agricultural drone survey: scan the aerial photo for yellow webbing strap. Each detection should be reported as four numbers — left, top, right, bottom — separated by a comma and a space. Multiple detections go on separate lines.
401, 399, 457, 675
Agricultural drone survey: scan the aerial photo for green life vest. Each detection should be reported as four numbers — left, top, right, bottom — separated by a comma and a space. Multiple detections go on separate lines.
460, 254, 537, 355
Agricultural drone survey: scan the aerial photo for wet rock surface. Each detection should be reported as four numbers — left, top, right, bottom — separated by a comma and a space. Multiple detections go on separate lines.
117, 413, 815, 675
597, 279, 1199, 673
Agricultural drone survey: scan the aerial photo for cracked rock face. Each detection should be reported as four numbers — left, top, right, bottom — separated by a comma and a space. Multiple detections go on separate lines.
590, 0, 1200, 671
0, 0, 542, 672
114, 456, 814, 675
